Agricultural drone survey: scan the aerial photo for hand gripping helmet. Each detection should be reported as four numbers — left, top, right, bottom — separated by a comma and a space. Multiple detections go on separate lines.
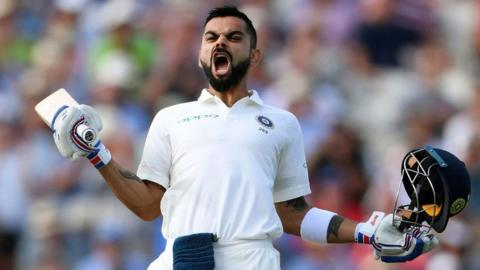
394, 146, 471, 233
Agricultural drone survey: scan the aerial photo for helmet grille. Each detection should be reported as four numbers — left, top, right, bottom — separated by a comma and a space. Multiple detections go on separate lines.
395, 148, 445, 232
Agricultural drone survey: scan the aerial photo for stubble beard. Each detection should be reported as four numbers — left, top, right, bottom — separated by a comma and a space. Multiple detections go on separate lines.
201, 57, 251, 93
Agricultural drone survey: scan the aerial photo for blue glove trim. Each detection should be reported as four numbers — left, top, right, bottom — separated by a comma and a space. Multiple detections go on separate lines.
86, 141, 110, 169
51, 105, 69, 131
356, 232, 371, 244
380, 238, 425, 263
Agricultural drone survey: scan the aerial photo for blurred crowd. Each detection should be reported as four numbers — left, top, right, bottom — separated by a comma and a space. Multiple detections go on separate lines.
1, 0, 480, 269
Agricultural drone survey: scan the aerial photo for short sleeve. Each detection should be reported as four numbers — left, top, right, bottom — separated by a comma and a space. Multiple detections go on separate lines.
273, 114, 311, 202
137, 111, 171, 189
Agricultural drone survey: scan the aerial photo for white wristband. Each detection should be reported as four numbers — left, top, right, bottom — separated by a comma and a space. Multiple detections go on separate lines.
300, 207, 336, 244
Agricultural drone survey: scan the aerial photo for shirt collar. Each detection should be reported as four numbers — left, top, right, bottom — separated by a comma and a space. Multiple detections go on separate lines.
248, 90, 263, 105
198, 89, 216, 103
197, 89, 263, 106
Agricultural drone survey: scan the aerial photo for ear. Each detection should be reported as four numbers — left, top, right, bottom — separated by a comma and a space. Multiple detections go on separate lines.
198, 56, 202, 68
249, 48, 262, 68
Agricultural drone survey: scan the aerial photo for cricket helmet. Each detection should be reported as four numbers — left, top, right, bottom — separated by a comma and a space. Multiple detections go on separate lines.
394, 146, 471, 233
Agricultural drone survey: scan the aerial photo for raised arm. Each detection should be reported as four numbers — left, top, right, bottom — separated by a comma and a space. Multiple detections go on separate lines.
98, 159, 165, 221
51, 104, 165, 221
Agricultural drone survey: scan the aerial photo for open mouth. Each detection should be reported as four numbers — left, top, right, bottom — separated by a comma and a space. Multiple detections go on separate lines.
212, 51, 231, 77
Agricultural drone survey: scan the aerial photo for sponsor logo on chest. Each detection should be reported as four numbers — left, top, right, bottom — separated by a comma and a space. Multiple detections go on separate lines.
176, 113, 275, 135
177, 114, 220, 124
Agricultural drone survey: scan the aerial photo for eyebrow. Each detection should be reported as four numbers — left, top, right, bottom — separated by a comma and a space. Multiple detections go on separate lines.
204, 30, 245, 37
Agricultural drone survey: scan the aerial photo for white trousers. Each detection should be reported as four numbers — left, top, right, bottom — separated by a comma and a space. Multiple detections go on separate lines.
147, 239, 281, 270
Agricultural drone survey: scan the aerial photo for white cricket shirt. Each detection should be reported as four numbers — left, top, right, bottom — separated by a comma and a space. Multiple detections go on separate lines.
137, 89, 311, 241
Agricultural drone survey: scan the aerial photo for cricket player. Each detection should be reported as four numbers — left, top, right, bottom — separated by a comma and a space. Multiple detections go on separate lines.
51, 6, 438, 269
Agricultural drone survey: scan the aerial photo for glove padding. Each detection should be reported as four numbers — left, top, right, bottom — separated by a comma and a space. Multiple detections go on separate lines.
52, 104, 102, 159
356, 212, 438, 263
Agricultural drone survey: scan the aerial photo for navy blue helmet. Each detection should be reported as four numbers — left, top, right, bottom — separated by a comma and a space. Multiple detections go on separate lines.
394, 146, 471, 233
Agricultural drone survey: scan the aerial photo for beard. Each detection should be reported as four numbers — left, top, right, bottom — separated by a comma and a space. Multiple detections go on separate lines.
201, 56, 251, 93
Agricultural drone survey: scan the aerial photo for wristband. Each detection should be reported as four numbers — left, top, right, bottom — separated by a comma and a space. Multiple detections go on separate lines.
87, 141, 111, 169
300, 207, 336, 244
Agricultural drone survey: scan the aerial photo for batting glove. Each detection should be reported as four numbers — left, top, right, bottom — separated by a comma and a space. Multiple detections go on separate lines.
52, 104, 111, 169
355, 212, 438, 263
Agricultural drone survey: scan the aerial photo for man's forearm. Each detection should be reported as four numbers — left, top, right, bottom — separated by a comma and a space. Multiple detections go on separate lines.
326, 215, 357, 243
276, 197, 357, 243
98, 159, 165, 221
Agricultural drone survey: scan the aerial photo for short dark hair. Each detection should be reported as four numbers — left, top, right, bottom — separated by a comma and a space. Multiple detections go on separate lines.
204, 6, 257, 49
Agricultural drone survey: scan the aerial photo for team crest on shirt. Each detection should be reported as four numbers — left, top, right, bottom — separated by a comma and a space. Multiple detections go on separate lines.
256, 115, 274, 129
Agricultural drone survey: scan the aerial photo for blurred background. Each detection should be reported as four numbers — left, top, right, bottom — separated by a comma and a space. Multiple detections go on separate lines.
0, 0, 480, 269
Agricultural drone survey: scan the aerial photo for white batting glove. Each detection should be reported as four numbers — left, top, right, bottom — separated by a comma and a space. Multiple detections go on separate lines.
355, 212, 438, 263
52, 104, 111, 169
